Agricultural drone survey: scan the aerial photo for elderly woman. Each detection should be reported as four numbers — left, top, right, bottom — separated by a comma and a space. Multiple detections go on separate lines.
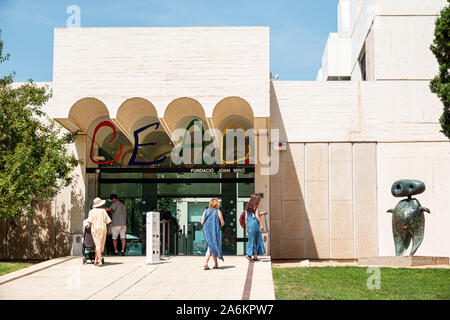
87, 197, 111, 266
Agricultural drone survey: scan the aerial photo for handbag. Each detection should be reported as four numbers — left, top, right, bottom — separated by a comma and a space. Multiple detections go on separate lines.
239, 210, 247, 229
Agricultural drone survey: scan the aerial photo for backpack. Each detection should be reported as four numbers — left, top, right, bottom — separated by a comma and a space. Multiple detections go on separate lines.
239, 210, 247, 229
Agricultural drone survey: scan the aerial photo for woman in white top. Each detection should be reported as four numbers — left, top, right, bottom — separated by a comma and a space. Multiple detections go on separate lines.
87, 197, 111, 266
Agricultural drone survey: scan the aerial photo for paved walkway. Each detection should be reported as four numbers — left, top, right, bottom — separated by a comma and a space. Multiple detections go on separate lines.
0, 256, 275, 300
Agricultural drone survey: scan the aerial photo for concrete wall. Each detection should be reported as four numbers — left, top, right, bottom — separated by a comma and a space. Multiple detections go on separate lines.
338, 0, 351, 35
270, 81, 446, 143
0, 129, 86, 260
269, 141, 379, 260
270, 81, 450, 259
377, 142, 450, 257
48, 27, 270, 119
373, 16, 439, 80
0, 186, 78, 260
345, 0, 446, 80
318, 34, 352, 80
349, 0, 364, 33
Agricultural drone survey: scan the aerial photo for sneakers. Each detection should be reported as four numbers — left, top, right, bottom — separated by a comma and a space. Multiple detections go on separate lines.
120, 251, 126, 256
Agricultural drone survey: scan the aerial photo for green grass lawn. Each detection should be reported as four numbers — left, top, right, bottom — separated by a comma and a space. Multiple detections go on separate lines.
272, 267, 450, 300
0, 262, 29, 276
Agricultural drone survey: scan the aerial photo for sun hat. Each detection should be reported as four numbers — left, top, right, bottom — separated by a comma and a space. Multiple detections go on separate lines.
92, 197, 106, 208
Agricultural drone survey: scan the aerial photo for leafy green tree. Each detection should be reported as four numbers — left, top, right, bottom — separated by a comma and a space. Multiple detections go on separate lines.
0, 31, 80, 220
430, 1, 450, 139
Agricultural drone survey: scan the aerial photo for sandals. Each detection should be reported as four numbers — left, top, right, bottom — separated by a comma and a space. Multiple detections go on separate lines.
203, 265, 210, 270
246, 256, 253, 262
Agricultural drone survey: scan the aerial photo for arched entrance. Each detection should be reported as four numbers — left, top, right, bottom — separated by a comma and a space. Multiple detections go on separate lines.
66, 96, 255, 256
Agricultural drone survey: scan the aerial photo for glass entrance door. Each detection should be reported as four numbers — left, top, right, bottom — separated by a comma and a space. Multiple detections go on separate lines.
96, 170, 254, 256
188, 201, 209, 256
122, 198, 146, 255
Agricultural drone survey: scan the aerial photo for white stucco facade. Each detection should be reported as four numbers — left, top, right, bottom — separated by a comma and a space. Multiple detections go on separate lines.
272, 0, 449, 259
1, 0, 448, 260
48, 26, 270, 121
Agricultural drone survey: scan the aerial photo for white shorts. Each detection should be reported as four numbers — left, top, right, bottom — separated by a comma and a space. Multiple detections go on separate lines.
111, 226, 126, 240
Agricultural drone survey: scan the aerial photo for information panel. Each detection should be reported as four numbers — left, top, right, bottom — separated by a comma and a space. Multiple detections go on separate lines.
146, 211, 160, 264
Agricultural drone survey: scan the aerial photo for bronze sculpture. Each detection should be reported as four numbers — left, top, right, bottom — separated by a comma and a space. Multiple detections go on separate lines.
387, 179, 430, 256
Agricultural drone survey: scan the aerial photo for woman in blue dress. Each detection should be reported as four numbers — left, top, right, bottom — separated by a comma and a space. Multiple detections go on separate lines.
245, 196, 266, 262
201, 198, 225, 270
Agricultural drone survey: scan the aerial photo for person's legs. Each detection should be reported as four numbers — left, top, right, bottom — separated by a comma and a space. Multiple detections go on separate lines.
246, 241, 253, 261
112, 226, 119, 254
121, 238, 126, 253
212, 255, 218, 268
120, 226, 126, 255
204, 247, 211, 269
96, 247, 102, 265
253, 231, 265, 261
93, 235, 100, 264
97, 232, 106, 266
246, 229, 254, 262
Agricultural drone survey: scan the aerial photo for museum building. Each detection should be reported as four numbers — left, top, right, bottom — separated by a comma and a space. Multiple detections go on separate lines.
1, 0, 449, 260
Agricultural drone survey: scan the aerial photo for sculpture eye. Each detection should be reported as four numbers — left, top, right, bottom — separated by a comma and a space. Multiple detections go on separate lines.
409, 184, 414, 189
396, 185, 402, 190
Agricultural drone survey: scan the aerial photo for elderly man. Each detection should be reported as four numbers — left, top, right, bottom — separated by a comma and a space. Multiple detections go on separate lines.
105, 194, 127, 256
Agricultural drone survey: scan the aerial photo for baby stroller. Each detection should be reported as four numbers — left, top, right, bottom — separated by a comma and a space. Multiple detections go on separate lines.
82, 220, 104, 265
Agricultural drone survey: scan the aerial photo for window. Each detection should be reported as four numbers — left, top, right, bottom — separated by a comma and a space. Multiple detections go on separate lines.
327, 76, 351, 81
359, 48, 367, 81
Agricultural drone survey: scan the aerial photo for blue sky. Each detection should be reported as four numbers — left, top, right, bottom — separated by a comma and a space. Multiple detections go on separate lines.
0, 0, 339, 81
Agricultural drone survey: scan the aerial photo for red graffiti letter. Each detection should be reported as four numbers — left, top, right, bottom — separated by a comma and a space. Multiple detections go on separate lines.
89, 121, 123, 164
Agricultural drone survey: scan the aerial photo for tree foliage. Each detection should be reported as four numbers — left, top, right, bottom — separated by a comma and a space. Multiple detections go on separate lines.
0, 31, 80, 220
430, 1, 450, 139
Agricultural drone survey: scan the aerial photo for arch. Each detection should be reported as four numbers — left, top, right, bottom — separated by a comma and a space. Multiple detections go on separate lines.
68, 98, 110, 133
212, 97, 254, 132
164, 97, 207, 133
213, 97, 254, 164
116, 97, 159, 134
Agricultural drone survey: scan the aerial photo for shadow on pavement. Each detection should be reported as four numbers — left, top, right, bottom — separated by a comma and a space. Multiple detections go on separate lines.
217, 266, 236, 270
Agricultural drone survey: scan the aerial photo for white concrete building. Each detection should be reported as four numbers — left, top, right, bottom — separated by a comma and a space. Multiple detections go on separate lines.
1, 0, 448, 260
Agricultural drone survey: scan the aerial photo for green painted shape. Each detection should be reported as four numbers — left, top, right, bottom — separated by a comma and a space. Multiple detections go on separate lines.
180, 119, 207, 164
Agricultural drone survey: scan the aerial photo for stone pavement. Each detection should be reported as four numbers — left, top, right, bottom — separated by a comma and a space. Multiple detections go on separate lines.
0, 256, 275, 300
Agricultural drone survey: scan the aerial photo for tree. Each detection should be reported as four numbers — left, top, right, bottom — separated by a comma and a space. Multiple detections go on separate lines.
0, 31, 80, 220
430, 1, 450, 139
